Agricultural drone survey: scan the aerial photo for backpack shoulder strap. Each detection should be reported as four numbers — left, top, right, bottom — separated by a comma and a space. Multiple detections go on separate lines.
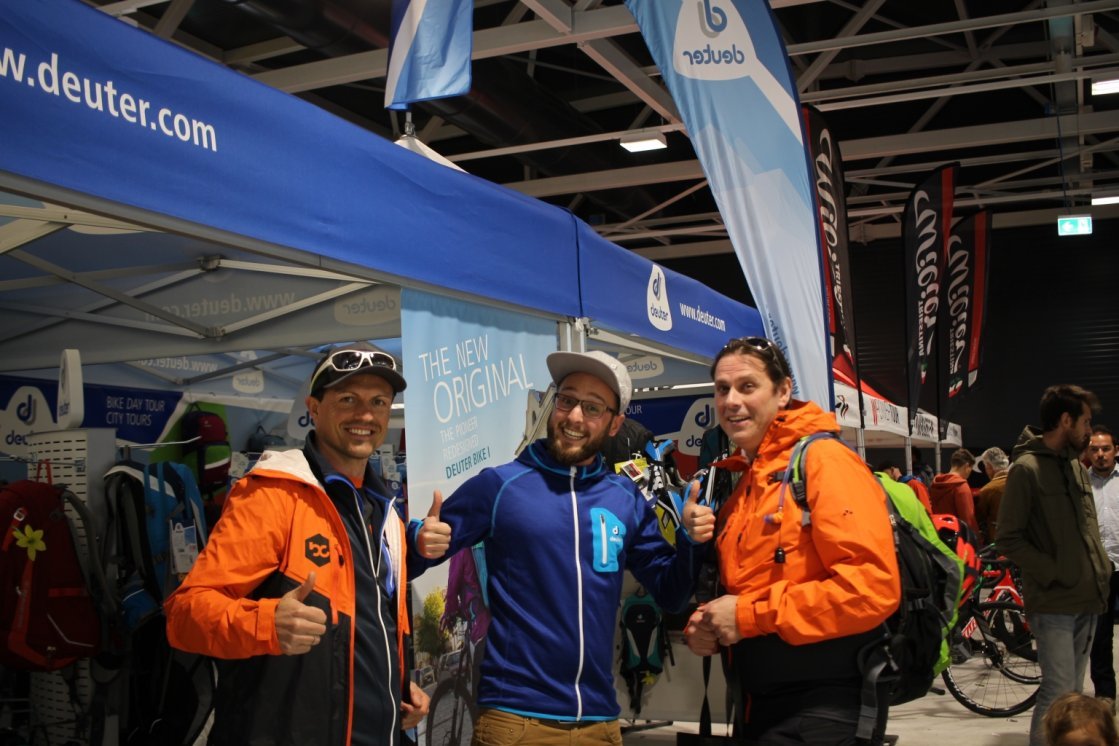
775, 431, 844, 526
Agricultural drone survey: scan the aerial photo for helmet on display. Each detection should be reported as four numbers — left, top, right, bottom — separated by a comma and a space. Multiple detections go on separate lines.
932, 513, 982, 605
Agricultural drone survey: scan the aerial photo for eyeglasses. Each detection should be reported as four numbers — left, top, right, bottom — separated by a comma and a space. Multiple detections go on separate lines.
554, 393, 616, 420
721, 336, 789, 377
311, 349, 397, 390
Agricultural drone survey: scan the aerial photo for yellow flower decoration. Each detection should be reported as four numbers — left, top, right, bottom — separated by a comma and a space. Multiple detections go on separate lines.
13, 525, 46, 561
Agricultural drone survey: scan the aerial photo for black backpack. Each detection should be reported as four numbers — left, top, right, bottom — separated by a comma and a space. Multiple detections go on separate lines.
781, 432, 962, 742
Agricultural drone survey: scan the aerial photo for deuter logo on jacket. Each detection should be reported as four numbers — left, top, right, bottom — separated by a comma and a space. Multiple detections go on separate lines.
646, 265, 672, 331
305, 533, 331, 566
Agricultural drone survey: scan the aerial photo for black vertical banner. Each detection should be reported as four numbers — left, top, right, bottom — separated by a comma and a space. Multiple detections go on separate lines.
803, 105, 860, 391
937, 209, 988, 438
904, 163, 957, 435
966, 211, 990, 391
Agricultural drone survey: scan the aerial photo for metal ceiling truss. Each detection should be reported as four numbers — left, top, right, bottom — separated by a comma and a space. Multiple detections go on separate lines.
88, 0, 1119, 253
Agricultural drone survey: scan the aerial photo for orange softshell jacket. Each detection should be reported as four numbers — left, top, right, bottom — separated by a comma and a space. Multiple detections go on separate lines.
165, 448, 409, 745
715, 400, 900, 646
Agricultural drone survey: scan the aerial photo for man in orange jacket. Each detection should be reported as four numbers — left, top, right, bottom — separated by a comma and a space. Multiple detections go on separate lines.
165, 343, 428, 746
685, 337, 899, 744
929, 448, 978, 533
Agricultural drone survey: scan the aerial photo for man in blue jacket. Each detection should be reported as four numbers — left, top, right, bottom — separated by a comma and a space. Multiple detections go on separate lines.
411, 350, 713, 745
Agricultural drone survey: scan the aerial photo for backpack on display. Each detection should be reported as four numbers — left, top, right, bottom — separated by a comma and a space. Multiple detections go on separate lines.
618, 588, 672, 717
246, 424, 285, 454
782, 433, 963, 740
180, 403, 232, 498
102, 461, 216, 746
105, 459, 208, 605
0, 479, 112, 670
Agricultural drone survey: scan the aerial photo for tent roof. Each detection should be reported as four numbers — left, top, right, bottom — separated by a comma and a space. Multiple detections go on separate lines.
0, 0, 762, 382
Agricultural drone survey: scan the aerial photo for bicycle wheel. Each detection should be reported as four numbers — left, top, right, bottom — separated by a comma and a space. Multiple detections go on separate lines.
942, 601, 1039, 717
425, 679, 477, 746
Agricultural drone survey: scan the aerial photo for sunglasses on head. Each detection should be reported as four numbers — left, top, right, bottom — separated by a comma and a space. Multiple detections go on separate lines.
311, 349, 397, 390
722, 337, 789, 376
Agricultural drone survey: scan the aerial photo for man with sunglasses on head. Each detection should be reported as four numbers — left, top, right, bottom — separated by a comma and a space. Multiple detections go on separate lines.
166, 342, 429, 746
684, 336, 899, 745
410, 350, 714, 745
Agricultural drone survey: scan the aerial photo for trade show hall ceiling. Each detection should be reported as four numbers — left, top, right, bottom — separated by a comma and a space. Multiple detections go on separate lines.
91, 0, 1119, 258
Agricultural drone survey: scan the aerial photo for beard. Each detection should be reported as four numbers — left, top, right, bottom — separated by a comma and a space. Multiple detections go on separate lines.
546, 418, 609, 466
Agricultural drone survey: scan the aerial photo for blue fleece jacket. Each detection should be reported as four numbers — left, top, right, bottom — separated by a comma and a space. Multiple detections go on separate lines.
408, 439, 698, 721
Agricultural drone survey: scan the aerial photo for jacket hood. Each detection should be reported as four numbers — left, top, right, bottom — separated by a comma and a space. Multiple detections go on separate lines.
931, 472, 967, 487
250, 446, 319, 486
1011, 425, 1079, 462
757, 399, 841, 460
518, 438, 612, 482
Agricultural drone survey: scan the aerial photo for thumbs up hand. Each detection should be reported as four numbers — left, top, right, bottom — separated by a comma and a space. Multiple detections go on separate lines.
275, 572, 328, 655
417, 490, 452, 559
682, 480, 715, 544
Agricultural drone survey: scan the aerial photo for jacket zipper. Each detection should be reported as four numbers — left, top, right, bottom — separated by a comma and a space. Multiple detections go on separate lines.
569, 466, 585, 720
351, 487, 399, 745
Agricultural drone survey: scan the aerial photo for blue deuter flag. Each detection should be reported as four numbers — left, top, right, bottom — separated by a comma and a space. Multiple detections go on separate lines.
385, 0, 472, 111
624, 0, 831, 408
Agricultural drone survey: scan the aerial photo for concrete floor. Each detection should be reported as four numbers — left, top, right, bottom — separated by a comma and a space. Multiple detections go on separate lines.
623, 618, 1119, 745
621, 689, 1032, 746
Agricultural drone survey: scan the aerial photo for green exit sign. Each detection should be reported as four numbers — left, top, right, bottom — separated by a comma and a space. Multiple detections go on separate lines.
1057, 214, 1093, 236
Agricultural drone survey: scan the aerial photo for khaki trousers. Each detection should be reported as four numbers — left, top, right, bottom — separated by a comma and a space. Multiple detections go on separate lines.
472, 708, 623, 746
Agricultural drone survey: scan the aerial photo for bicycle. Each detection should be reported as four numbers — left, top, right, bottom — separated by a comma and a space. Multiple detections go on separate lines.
940, 545, 1040, 717
425, 619, 480, 746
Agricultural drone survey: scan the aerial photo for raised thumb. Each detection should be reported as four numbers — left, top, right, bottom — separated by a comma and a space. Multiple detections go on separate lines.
285, 571, 317, 602
685, 479, 702, 504
427, 490, 444, 519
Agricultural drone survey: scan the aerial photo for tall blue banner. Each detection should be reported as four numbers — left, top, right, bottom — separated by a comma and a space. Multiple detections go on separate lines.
385, 0, 473, 110
400, 290, 554, 736
624, 0, 830, 407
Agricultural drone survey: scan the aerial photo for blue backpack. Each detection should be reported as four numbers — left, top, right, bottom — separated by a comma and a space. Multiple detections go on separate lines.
105, 460, 208, 606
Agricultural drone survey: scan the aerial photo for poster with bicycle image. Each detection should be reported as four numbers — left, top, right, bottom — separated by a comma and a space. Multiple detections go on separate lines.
401, 290, 555, 746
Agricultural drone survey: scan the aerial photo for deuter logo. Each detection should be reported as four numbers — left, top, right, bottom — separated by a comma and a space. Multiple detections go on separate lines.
333, 287, 401, 326
15, 393, 35, 425
646, 265, 672, 331
678, 398, 716, 456
693, 404, 713, 430
0, 387, 55, 460
672, 0, 752, 81
233, 369, 265, 395
305, 534, 331, 567
626, 355, 663, 381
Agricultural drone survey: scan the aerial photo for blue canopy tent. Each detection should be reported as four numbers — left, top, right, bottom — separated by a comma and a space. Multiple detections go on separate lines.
0, 0, 763, 373
0, 1, 774, 734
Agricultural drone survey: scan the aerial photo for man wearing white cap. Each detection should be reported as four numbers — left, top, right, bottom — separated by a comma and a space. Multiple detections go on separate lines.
411, 350, 714, 745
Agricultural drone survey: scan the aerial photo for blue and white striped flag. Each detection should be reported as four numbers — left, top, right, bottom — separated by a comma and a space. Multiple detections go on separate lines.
385, 0, 472, 111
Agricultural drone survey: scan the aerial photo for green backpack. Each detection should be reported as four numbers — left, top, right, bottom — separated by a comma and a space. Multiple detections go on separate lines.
782, 432, 964, 740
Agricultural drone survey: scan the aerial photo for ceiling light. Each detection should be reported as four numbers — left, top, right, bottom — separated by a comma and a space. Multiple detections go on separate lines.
1092, 77, 1119, 96
620, 131, 667, 153
1092, 194, 1119, 206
